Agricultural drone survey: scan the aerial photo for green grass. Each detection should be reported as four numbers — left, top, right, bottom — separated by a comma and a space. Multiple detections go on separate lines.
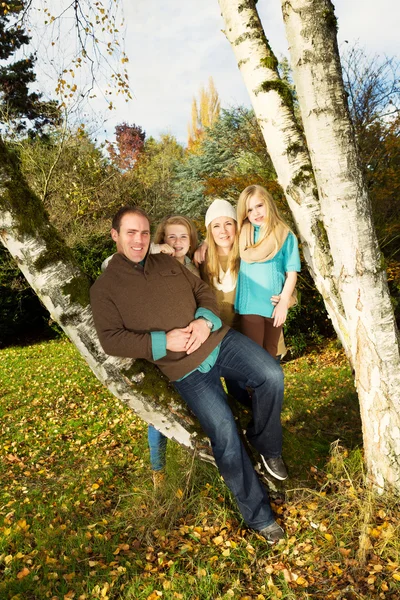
1, 337, 399, 600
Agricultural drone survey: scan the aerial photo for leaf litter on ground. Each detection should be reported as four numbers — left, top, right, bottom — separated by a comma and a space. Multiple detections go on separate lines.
0, 337, 399, 599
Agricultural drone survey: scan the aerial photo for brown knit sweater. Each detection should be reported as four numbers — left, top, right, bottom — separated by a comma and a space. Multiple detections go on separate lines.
90, 252, 229, 381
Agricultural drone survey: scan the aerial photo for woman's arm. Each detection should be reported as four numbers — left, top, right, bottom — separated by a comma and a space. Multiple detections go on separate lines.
150, 242, 175, 256
193, 241, 208, 266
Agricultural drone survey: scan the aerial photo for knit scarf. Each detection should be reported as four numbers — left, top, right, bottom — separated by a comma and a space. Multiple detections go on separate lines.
239, 220, 289, 263
212, 264, 236, 293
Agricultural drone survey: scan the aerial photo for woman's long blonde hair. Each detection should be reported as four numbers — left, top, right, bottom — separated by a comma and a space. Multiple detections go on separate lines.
236, 185, 290, 249
153, 215, 198, 259
204, 219, 240, 284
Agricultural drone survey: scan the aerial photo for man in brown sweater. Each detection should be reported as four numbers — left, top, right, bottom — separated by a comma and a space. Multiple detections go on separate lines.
90, 206, 286, 544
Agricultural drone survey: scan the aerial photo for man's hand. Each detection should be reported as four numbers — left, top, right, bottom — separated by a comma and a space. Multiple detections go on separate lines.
185, 319, 211, 354
166, 327, 191, 352
193, 242, 208, 267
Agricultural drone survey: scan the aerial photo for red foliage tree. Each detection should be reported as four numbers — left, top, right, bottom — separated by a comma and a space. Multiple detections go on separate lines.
107, 123, 146, 171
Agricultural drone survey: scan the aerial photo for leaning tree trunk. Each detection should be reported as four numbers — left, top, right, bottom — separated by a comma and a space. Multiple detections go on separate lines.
218, 0, 400, 490
0, 138, 212, 463
281, 0, 400, 490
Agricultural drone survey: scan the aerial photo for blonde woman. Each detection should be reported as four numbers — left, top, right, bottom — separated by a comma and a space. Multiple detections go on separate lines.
201, 199, 240, 328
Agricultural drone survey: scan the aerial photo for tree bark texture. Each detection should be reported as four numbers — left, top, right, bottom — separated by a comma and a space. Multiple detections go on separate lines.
218, 0, 400, 490
0, 138, 212, 463
281, 0, 400, 490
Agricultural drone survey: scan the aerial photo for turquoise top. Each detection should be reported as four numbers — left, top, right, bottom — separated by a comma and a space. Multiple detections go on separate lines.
234, 228, 301, 318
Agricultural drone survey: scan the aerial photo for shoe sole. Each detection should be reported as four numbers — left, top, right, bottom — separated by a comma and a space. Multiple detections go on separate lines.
261, 456, 288, 481
265, 537, 283, 545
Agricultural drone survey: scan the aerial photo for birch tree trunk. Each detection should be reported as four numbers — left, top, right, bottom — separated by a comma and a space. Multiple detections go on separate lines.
0, 138, 212, 463
281, 0, 400, 490
218, 0, 400, 490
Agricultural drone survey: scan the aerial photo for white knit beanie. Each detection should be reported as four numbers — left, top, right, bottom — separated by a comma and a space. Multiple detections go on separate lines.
205, 199, 237, 228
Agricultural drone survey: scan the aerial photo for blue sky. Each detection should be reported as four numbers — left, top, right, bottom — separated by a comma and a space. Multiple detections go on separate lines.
31, 0, 399, 145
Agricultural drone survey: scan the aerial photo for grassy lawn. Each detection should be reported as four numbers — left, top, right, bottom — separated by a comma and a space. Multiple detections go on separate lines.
0, 337, 399, 599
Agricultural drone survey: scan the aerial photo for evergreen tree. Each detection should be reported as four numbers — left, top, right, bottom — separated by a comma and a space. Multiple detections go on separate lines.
176, 106, 277, 217
0, 1, 59, 134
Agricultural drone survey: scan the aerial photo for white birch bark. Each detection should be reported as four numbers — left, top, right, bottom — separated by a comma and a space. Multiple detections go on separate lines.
281, 0, 400, 489
218, 0, 400, 490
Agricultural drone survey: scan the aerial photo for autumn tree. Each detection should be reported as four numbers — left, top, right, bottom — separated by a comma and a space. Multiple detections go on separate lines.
17, 129, 129, 245
187, 76, 221, 151
0, 0, 200, 464
0, 2, 199, 456
107, 122, 146, 171
123, 133, 184, 217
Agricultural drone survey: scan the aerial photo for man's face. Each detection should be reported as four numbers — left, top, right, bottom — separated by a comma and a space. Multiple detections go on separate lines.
111, 212, 151, 263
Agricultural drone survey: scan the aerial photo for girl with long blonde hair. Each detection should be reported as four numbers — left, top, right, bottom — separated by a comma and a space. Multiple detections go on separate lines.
235, 185, 300, 359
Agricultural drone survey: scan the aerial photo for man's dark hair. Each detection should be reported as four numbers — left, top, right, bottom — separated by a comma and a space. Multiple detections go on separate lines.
111, 206, 150, 232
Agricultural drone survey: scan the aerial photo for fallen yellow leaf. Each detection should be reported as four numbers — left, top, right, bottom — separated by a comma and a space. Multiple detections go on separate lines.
213, 535, 224, 545
17, 567, 30, 579
381, 582, 389, 591
370, 528, 381, 538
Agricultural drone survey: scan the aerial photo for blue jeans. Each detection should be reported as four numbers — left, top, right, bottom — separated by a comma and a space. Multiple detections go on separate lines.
147, 381, 251, 470
173, 328, 284, 531
148, 425, 167, 471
